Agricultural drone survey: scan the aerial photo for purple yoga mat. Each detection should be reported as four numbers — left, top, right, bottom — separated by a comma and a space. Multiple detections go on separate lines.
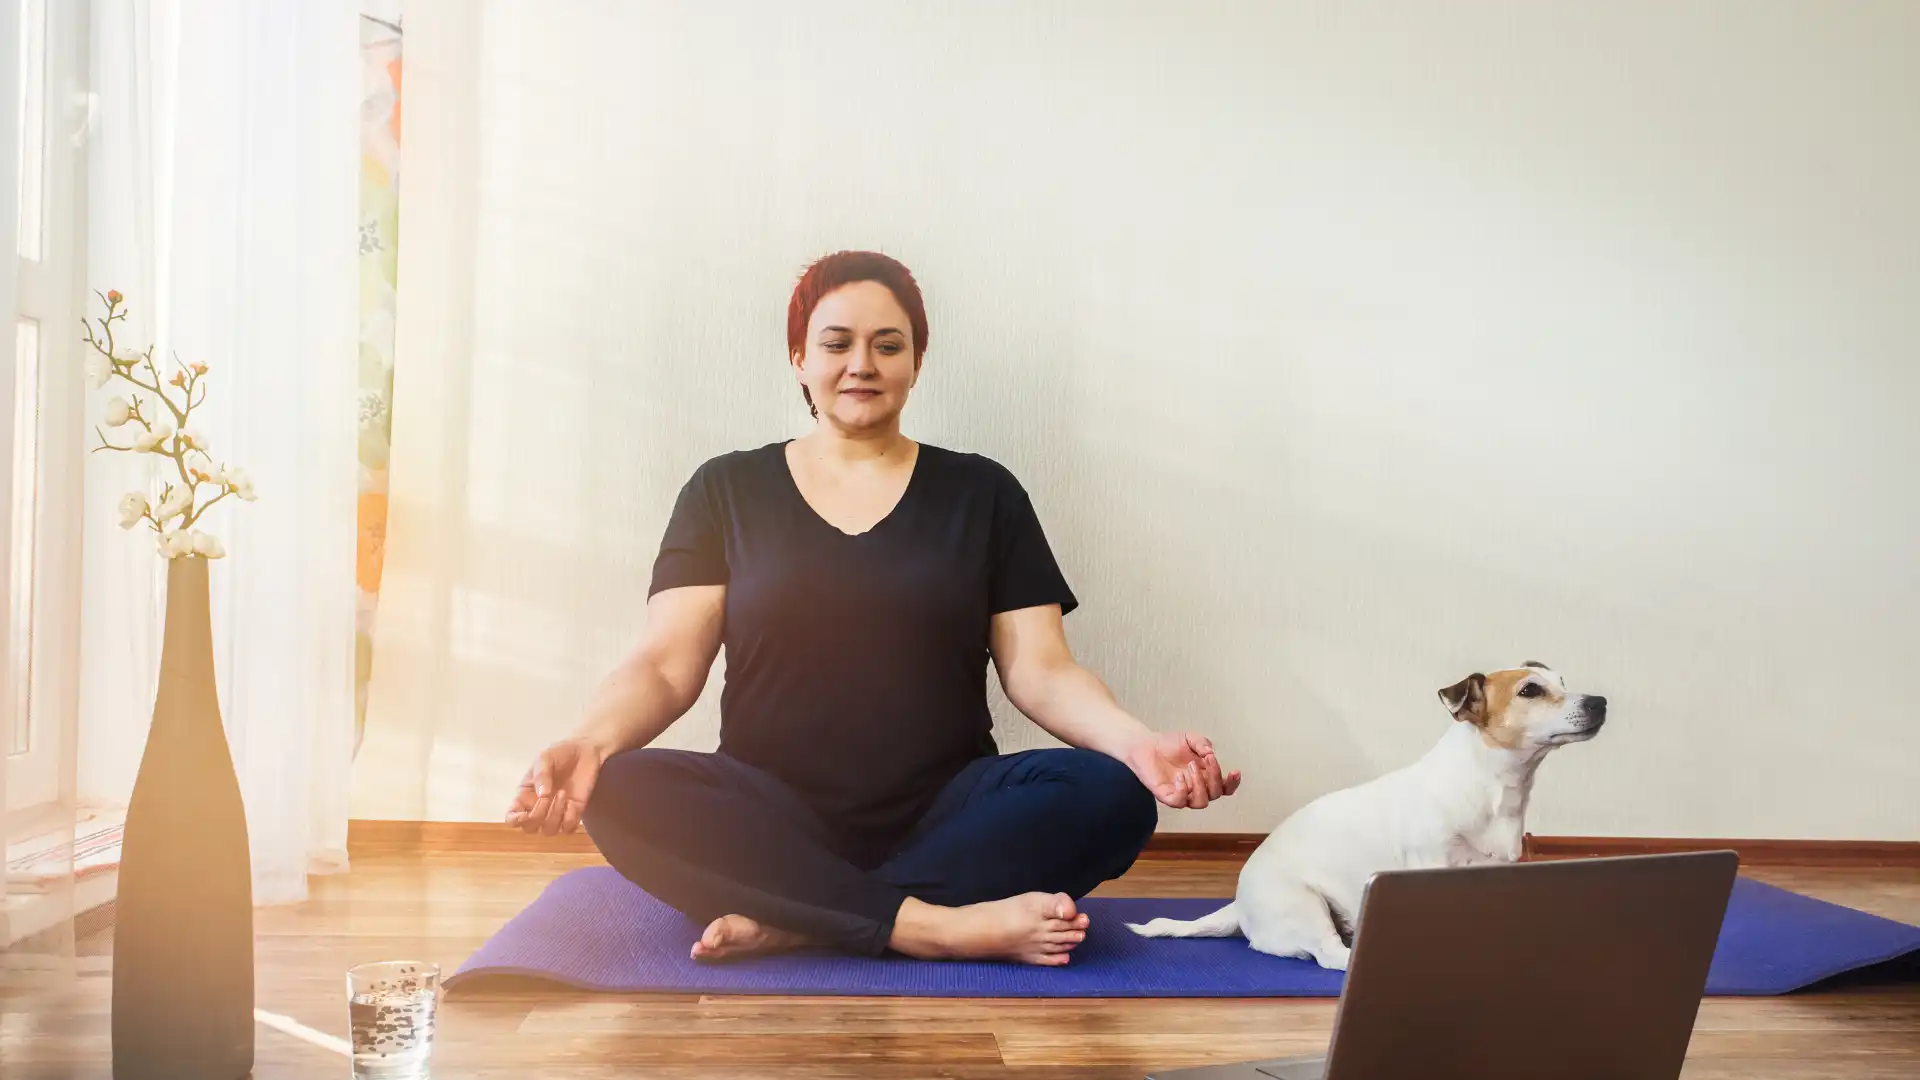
444, 867, 1919, 998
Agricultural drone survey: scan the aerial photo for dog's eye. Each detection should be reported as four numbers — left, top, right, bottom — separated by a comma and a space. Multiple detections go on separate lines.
1517, 683, 1543, 698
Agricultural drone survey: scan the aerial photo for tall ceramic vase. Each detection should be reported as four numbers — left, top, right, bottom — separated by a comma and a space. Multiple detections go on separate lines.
112, 554, 254, 1080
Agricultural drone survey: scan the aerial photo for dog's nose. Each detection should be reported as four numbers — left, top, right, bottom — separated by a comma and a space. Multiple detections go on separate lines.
1585, 695, 1608, 716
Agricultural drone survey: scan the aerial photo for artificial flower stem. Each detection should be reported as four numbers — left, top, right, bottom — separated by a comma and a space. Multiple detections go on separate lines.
182, 489, 230, 530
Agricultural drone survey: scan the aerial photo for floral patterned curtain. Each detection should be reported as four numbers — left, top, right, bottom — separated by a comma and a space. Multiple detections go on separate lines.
356, 11, 401, 756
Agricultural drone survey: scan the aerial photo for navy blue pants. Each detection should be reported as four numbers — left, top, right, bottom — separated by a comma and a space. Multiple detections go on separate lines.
583, 747, 1160, 956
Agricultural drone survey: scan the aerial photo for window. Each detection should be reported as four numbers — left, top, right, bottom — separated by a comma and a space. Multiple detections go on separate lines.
7, 0, 85, 815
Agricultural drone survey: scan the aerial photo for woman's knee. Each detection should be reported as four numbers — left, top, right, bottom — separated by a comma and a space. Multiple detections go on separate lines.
582, 747, 705, 834
1051, 749, 1160, 844
597, 746, 698, 784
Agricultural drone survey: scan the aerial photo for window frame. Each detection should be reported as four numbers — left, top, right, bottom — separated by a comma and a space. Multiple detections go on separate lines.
7, 0, 89, 817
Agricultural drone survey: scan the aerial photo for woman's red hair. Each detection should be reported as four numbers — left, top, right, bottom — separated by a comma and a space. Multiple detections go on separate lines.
786, 250, 930, 362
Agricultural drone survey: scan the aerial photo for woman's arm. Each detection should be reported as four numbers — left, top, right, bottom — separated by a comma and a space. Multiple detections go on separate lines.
506, 585, 726, 835
574, 584, 727, 760
989, 604, 1239, 809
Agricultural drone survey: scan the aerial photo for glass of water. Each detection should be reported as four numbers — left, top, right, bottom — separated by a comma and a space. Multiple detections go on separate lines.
347, 960, 440, 1079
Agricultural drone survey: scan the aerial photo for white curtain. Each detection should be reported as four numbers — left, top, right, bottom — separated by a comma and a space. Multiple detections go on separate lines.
353, 0, 787, 820
81, 0, 361, 905
2, 0, 21, 956
4, 0, 75, 988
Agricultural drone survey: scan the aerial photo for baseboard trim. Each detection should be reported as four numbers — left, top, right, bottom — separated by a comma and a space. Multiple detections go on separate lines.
348, 819, 601, 855
1521, 834, 1920, 868
346, 820, 1918, 867
1142, 832, 1266, 858
343, 820, 1268, 858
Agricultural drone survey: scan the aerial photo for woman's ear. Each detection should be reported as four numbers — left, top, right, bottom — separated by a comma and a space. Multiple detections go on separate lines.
792, 349, 816, 417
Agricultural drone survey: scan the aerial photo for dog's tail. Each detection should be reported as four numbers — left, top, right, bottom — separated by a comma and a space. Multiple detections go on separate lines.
1125, 902, 1241, 939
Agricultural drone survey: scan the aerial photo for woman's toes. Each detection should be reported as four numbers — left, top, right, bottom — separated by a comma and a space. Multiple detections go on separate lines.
1043, 911, 1089, 932
695, 917, 734, 953
692, 914, 768, 961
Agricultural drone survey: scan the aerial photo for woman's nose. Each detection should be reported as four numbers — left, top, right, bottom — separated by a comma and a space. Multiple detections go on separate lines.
846, 344, 876, 374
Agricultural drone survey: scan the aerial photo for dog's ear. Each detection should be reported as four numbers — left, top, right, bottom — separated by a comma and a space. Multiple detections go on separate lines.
1522, 660, 1551, 672
1439, 673, 1489, 725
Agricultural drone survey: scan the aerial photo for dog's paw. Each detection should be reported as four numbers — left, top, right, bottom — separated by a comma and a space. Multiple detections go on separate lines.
1314, 944, 1352, 971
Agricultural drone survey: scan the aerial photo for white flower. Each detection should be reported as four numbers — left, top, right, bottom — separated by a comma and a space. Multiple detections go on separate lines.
86, 351, 113, 390
157, 530, 196, 559
220, 466, 258, 502
104, 396, 133, 427
132, 421, 173, 453
190, 531, 226, 559
155, 486, 194, 522
117, 492, 150, 529
180, 427, 207, 452
114, 348, 144, 367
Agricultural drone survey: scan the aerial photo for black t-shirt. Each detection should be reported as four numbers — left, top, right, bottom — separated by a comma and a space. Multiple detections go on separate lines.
648, 440, 1078, 852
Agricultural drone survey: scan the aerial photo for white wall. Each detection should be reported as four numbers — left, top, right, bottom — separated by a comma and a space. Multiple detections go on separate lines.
355, 0, 1920, 840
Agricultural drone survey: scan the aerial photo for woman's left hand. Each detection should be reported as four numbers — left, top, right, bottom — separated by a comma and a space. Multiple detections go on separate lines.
1123, 731, 1241, 809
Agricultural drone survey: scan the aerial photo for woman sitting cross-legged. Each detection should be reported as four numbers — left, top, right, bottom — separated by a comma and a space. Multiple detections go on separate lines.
505, 250, 1240, 966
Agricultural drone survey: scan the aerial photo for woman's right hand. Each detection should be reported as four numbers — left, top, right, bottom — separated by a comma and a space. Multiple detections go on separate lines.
505, 736, 606, 835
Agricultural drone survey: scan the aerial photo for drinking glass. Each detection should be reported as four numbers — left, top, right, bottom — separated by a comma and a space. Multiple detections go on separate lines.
346, 960, 439, 1079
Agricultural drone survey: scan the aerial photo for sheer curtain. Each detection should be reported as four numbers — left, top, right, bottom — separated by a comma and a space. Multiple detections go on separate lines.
352, 0, 800, 820
351, 1, 1047, 822
3, 0, 78, 991
80, 0, 362, 906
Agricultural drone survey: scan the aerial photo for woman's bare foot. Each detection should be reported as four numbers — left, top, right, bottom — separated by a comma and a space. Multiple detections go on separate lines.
889, 892, 1091, 966
690, 914, 811, 963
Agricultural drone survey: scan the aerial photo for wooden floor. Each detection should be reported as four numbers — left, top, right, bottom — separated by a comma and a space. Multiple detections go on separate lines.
5, 851, 1917, 1078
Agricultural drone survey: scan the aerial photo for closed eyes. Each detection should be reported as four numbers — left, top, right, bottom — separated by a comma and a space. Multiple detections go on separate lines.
820, 339, 904, 355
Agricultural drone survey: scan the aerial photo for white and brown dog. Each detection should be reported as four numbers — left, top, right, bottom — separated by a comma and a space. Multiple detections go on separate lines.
1127, 663, 1606, 969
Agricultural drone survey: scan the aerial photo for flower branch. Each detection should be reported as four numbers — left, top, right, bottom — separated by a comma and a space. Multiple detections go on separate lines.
84, 290, 258, 560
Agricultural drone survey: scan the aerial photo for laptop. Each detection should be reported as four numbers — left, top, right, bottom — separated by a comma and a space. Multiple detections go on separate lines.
1146, 850, 1739, 1080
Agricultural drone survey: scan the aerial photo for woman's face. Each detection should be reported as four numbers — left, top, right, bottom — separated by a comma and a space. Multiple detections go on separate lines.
793, 280, 919, 432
